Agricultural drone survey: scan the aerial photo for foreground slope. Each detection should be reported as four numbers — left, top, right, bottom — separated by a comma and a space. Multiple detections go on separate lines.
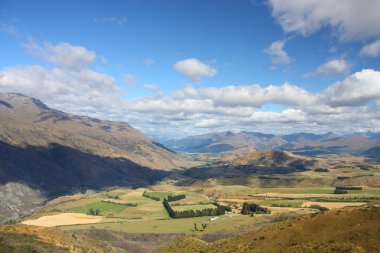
0, 225, 118, 253
156, 205, 380, 253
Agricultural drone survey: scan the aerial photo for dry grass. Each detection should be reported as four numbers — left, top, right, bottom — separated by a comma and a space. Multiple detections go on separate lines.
22, 213, 103, 227
155, 205, 380, 253
0, 224, 116, 252
302, 201, 366, 209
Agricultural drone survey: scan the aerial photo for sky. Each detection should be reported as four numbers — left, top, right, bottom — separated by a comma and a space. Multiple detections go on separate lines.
1, 0, 380, 139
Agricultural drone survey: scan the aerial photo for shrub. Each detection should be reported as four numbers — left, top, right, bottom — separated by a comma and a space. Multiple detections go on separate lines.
241, 203, 271, 215
309, 205, 329, 212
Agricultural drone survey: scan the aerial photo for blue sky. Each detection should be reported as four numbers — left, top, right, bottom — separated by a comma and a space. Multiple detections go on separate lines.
1, 0, 380, 138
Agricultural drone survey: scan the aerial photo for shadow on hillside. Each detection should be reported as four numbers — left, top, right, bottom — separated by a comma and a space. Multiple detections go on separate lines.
0, 141, 170, 195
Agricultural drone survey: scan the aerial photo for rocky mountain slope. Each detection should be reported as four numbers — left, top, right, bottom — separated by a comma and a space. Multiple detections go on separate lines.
0, 93, 188, 169
0, 93, 189, 222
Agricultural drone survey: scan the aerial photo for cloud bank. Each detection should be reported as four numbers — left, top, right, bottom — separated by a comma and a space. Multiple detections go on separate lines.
1, 41, 380, 137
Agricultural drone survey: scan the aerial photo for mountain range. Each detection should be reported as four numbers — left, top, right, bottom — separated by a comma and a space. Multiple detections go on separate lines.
162, 131, 380, 156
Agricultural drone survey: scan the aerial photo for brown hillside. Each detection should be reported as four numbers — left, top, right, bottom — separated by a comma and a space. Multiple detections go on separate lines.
155, 205, 380, 253
0, 224, 117, 253
0, 93, 188, 170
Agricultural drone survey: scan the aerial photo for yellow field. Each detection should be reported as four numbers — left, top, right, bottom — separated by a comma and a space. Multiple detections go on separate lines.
22, 213, 103, 227
301, 201, 366, 209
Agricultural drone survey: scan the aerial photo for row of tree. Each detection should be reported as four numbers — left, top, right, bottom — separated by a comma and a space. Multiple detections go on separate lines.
241, 203, 271, 215
101, 200, 137, 207
167, 194, 186, 202
142, 191, 160, 201
213, 202, 232, 212
163, 199, 226, 219
335, 186, 362, 190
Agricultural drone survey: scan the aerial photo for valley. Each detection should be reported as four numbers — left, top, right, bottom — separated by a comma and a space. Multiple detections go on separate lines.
1, 94, 380, 252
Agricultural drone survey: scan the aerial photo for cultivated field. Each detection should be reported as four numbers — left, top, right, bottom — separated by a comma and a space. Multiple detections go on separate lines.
22, 213, 103, 227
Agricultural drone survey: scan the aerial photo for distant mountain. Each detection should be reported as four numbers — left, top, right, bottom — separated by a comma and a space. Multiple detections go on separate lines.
0, 93, 188, 222
223, 150, 316, 168
182, 150, 318, 183
163, 131, 286, 153
163, 131, 380, 155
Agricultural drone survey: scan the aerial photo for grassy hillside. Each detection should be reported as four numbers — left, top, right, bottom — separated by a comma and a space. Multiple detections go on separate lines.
156, 205, 380, 253
0, 225, 118, 253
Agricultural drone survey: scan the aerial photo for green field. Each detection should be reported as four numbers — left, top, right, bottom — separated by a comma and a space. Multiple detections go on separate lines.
61, 213, 275, 234
65, 201, 128, 214
256, 200, 303, 208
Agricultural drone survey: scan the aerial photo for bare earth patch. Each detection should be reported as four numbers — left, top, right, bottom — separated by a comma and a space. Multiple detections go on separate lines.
302, 202, 366, 209
22, 213, 103, 227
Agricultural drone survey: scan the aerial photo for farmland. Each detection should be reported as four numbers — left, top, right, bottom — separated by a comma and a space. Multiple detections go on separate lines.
21, 183, 380, 235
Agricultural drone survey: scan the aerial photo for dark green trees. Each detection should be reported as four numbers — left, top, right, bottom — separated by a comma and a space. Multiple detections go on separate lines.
241, 203, 271, 215
163, 199, 226, 219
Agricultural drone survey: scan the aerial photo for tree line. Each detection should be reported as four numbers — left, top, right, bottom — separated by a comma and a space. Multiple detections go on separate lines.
335, 186, 362, 190
101, 200, 137, 207
142, 191, 160, 201
167, 194, 186, 202
163, 199, 227, 219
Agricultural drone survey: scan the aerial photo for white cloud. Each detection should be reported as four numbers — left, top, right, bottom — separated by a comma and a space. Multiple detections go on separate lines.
94, 16, 127, 26
245, 109, 307, 123
321, 69, 380, 107
2, 40, 380, 137
23, 40, 96, 71
0, 41, 122, 119
359, 40, 380, 57
305, 59, 350, 77
268, 0, 380, 41
143, 58, 155, 66
174, 83, 314, 108
123, 73, 136, 85
174, 58, 217, 81
143, 84, 160, 92
264, 40, 290, 65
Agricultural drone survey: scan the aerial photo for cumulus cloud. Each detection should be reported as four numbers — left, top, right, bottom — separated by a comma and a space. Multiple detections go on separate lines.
264, 40, 290, 65
305, 59, 350, 77
23, 40, 96, 71
174, 83, 314, 107
359, 40, 380, 57
321, 69, 380, 107
174, 58, 217, 81
2, 40, 380, 137
267, 0, 380, 41
0, 41, 122, 119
